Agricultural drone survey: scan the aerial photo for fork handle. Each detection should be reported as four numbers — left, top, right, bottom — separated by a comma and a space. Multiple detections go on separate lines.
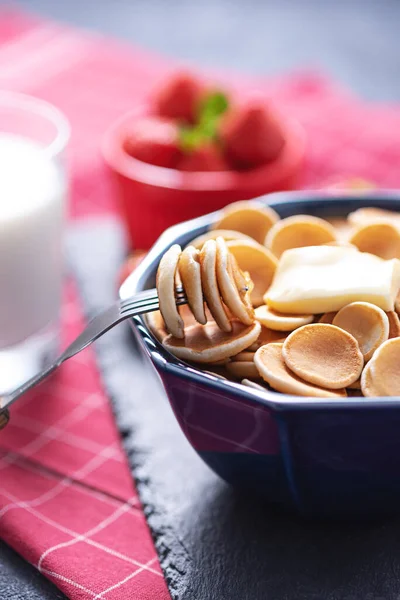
0, 295, 157, 418
1, 361, 60, 415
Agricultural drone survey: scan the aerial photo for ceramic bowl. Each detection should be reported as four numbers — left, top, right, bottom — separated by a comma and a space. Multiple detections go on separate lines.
120, 190, 400, 518
102, 109, 305, 249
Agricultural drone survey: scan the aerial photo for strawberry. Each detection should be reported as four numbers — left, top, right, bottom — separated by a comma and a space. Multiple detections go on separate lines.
220, 99, 285, 168
123, 117, 180, 168
178, 143, 228, 172
153, 72, 204, 124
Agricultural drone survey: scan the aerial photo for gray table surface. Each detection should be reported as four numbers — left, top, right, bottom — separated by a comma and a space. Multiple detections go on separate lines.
2, 0, 400, 598
9, 0, 400, 101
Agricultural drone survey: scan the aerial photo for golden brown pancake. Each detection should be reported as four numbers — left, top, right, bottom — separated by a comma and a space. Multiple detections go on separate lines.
178, 245, 207, 325
213, 200, 280, 244
156, 244, 184, 339
146, 310, 169, 342
265, 215, 337, 258
190, 229, 254, 249
332, 302, 389, 361
255, 305, 313, 332
226, 361, 261, 379
215, 237, 254, 325
146, 305, 206, 343
282, 324, 363, 389
349, 222, 400, 259
199, 239, 232, 332
232, 351, 256, 362
361, 338, 400, 397
318, 312, 337, 324
387, 311, 400, 338
163, 319, 261, 363
254, 343, 347, 397
348, 207, 400, 228
227, 239, 277, 306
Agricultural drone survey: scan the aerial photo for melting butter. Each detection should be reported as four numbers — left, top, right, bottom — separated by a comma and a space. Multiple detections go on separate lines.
265, 246, 400, 314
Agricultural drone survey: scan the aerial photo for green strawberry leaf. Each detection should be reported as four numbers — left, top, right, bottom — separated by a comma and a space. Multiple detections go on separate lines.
179, 90, 229, 153
199, 91, 229, 121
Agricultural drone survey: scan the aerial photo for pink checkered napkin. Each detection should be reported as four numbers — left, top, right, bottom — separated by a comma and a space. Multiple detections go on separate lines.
1, 9, 400, 600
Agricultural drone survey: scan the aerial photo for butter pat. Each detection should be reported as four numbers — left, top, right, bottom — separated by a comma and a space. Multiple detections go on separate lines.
265, 246, 400, 314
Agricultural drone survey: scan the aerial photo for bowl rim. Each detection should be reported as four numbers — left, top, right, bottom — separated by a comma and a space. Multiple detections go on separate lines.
101, 106, 306, 192
120, 190, 400, 412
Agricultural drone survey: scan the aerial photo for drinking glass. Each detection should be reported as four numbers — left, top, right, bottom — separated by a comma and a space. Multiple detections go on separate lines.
0, 92, 69, 393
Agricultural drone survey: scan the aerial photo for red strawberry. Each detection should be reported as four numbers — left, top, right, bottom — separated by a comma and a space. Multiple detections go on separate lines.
123, 117, 180, 168
220, 100, 285, 168
178, 144, 228, 172
153, 72, 204, 124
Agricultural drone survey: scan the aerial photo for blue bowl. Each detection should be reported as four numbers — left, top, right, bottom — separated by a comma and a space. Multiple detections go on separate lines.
120, 191, 400, 518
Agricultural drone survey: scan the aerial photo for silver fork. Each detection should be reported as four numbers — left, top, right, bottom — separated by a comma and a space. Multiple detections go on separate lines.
0, 286, 187, 429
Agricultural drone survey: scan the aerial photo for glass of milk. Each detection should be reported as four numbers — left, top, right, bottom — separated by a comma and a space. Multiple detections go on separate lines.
0, 92, 69, 393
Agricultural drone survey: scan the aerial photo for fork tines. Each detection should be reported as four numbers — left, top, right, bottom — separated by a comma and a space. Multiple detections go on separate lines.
120, 286, 187, 316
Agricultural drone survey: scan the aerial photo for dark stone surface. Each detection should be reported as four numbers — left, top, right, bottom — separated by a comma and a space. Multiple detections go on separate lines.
0, 541, 66, 600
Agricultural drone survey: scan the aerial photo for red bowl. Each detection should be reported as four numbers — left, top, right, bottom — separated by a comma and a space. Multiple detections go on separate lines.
102, 108, 306, 249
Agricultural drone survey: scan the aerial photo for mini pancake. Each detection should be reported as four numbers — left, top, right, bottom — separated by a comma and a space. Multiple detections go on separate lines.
226, 361, 261, 379
227, 239, 278, 306
190, 229, 254, 249
349, 222, 400, 259
206, 358, 231, 365
254, 325, 288, 348
156, 244, 184, 339
241, 379, 269, 391
361, 338, 400, 396
332, 302, 389, 362
282, 324, 363, 389
212, 200, 280, 244
146, 310, 168, 342
360, 361, 374, 397
254, 343, 347, 398
146, 304, 202, 343
215, 237, 254, 325
163, 319, 261, 364
199, 239, 232, 332
255, 305, 313, 332
232, 351, 256, 362
396, 290, 400, 315
246, 342, 260, 351
249, 326, 288, 350
387, 311, 400, 338
265, 215, 337, 258
348, 207, 400, 228
319, 312, 337, 324
178, 245, 207, 325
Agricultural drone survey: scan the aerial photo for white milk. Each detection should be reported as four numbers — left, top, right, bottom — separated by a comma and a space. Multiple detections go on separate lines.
0, 133, 65, 350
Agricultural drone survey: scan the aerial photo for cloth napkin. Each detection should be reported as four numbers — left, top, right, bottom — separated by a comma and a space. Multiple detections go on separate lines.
1, 8, 400, 600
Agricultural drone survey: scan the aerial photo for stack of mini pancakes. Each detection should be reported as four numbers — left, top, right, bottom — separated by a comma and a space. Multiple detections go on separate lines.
149, 201, 400, 398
